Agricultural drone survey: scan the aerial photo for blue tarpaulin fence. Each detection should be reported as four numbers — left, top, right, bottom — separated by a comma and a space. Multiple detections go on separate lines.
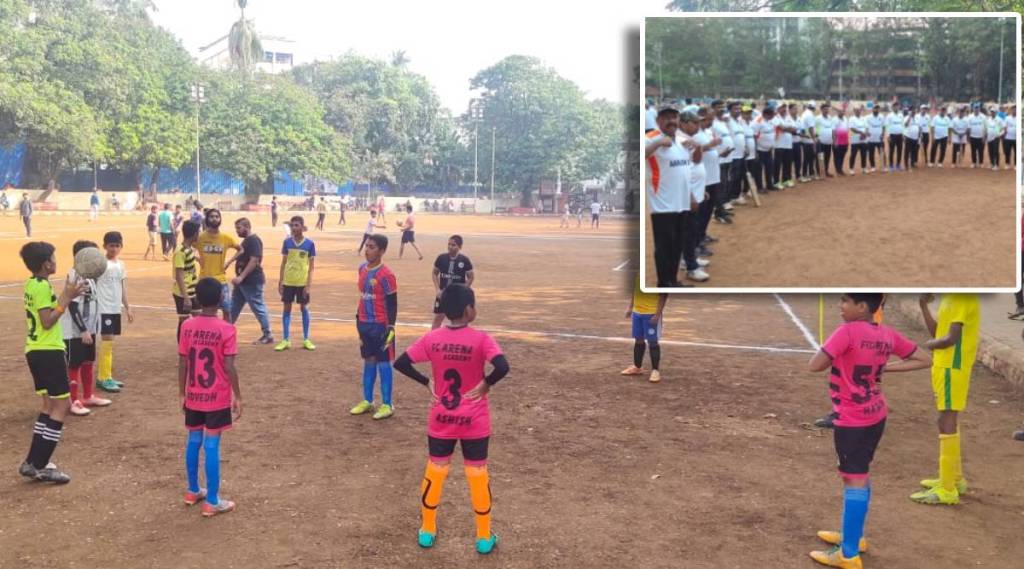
0, 144, 26, 186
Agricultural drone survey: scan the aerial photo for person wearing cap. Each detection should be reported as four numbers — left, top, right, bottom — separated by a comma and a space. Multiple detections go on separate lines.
694, 107, 723, 262
985, 107, 1004, 171
753, 105, 779, 192
951, 106, 969, 168
679, 110, 711, 283
710, 101, 735, 224
903, 107, 921, 171
866, 104, 885, 173
816, 103, 837, 177
726, 101, 748, 207
800, 102, 819, 181
740, 104, 763, 198
848, 106, 869, 175
929, 106, 951, 167
967, 105, 986, 168
1002, 105, 1016, 170
886, 104, 905, 172
917, 105, 932, 166
645, 107, 699, 287
773, 103, 798, 189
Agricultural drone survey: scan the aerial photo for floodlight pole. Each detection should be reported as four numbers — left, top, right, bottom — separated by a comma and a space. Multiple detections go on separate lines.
190, 83, 206, 199
998, 22, 1005, 104
490, 126, 496, 213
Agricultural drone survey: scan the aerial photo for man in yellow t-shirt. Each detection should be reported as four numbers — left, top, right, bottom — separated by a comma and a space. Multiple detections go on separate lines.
621, 275, 668, 383
195, 209, 239, 321
911, 293, 980, 506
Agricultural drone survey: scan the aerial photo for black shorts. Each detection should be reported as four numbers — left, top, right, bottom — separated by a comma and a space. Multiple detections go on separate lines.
402, 230, 415, 243
26, 350, 70, 398
433, 296, 444, 315
64, 338, 96, 368
185, 407, 233, 434
591, 213, 599, 221
834, 419, 886, 477
100, 313, 122, 336
428, 436, 490, 462
282, 285, 310, 305
174, 294, 200, 316
357, 321, 394, 360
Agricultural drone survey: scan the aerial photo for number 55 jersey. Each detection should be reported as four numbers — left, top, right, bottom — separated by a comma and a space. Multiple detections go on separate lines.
404, 325, 504, 439
821, 320, 917, 428
178, 315, 238, 412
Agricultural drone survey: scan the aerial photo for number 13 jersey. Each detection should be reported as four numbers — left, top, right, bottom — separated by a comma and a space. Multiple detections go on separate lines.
821, 320, 917, 428
178, 315, 238, 412
405, 325, 504, 439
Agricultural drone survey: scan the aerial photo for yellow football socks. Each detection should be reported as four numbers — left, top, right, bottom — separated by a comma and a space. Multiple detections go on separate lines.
420, 461, 449, 534
465, 465, 492, 539
98, 341, 114, 380
938, 432, 961, 492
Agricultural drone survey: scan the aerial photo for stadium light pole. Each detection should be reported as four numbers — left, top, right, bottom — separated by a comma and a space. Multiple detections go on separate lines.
998, 20, 1005, 104
190, 83, 206, 200
469, 98, 484, 209
490, 126, 496, 214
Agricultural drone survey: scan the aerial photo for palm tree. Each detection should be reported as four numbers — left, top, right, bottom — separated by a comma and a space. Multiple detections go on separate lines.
391, 50, 410, 68
228, 0, 262, 73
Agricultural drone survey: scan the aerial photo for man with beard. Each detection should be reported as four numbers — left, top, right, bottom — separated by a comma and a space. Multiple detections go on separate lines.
196, 208, 241, 321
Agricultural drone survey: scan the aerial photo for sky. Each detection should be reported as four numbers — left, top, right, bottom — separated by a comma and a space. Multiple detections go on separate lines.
150, 0, 672, 114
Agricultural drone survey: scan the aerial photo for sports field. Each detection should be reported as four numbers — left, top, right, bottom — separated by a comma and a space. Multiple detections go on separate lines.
644, 158, 1017, 289
1, 213, 1022, 568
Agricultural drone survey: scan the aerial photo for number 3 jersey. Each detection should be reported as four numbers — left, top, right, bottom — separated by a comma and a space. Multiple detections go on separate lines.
405, 325, 504, 439
177, 315, 238, 412
821, 320, 917, 428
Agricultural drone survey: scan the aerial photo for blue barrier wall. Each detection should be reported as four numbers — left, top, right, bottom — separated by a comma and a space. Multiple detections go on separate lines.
0, 144, 26, 186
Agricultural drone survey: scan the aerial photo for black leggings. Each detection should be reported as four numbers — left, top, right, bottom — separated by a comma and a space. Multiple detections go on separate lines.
888, 135, 904, 167
930, 137, 948, 165
1003, 138, 1016, 166
758, 150, 776, 189
833, 145, 847, 175
904, 138, 919, 169
868, 142, 883, 168
988, 140, 1000, 167
820, 144, 833, 175
849, 144, 868, 170
969, 137, 984, 165
802, 143, 818, 177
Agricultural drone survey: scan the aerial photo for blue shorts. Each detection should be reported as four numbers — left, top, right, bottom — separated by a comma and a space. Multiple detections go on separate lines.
357, 321, 395, 361
631, 313, 661, 342
219, 283, 232, 313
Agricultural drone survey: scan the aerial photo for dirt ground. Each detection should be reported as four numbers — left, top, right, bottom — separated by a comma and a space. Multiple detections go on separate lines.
1, 213, 1022, 568
644, 146, 1018, 289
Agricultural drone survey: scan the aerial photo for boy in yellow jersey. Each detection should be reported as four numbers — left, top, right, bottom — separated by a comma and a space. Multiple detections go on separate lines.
911, 293, 980, 505
275, 216, 316, 351
18, 242, 86, 483
621, 275, 668, 383
172, 220, 201, 342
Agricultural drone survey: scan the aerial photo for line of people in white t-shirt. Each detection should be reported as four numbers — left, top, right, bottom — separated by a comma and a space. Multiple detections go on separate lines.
642, 99, 1019, 286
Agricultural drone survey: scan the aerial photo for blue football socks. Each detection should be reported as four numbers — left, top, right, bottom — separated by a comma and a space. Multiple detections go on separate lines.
204, 434, 222, 506
362, 361, 376, 403
185, 430, 204, 493
841, 486, 870, 558
378, 361, 393, 406
301, 307, 311, 339
282, 311, 292, 341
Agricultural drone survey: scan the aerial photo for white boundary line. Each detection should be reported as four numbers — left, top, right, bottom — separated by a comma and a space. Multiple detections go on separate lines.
613, 259, 631, 271
0, 296, 814, 355
640, 11, 1022, 294
772, 293, 820, 351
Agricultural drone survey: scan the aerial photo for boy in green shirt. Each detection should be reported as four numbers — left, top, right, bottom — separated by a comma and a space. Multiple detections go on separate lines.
18, 241, 85, 483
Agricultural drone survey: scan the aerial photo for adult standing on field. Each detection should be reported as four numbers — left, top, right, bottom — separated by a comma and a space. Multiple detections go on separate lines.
196, 208, 240, 321
230, 217, 274, 345
158, 203, 174, 260
19, 192, 32, 237
89, 190, 101, 222
431, 235, 475, 329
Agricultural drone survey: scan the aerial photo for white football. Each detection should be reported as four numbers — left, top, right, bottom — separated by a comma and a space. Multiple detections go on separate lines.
74, 247, 108, 279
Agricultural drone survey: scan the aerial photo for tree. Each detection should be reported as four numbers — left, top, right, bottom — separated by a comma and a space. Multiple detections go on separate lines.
228, 0, 262, 73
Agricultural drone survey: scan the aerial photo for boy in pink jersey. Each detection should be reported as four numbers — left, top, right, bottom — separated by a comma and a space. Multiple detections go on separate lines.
350, 234, 399, 420
177, 277, 242, 518
807, 294, 930, 569
394, 284, 510, 555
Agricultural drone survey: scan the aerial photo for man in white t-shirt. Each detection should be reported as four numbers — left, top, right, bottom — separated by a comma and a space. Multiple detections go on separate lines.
726, 102, 747, 206
951, 106, 969, 168
929, 107, 951, 167
985, 107, 1004, 170
866, 105, 885, 173
816, 103, 837, 177
886, 105, 905, 172
740, 104, 763, 197
903, 107, 921, 170
753, 105, 779, 191
800, 102, 818, 181
967, 105, 986, 168
848, 106, 869, 174
1002, 105, 1017, 169
773, 104, 796, 188
916, 105, 932, 166
710, 102, 735, 224
645, 107, 697, 287
590, 200, 602, 228
693, 107, 721, 260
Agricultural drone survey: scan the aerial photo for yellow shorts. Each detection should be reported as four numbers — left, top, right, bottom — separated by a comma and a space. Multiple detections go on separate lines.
931, 366, 971, 412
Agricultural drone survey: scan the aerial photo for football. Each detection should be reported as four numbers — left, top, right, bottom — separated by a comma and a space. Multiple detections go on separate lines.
74, 247, 108, 279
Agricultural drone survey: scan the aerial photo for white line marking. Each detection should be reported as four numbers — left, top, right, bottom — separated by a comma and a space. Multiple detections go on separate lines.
0, 296, 814, 355
613, 259, 631, 271
772, 293, 820, 351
